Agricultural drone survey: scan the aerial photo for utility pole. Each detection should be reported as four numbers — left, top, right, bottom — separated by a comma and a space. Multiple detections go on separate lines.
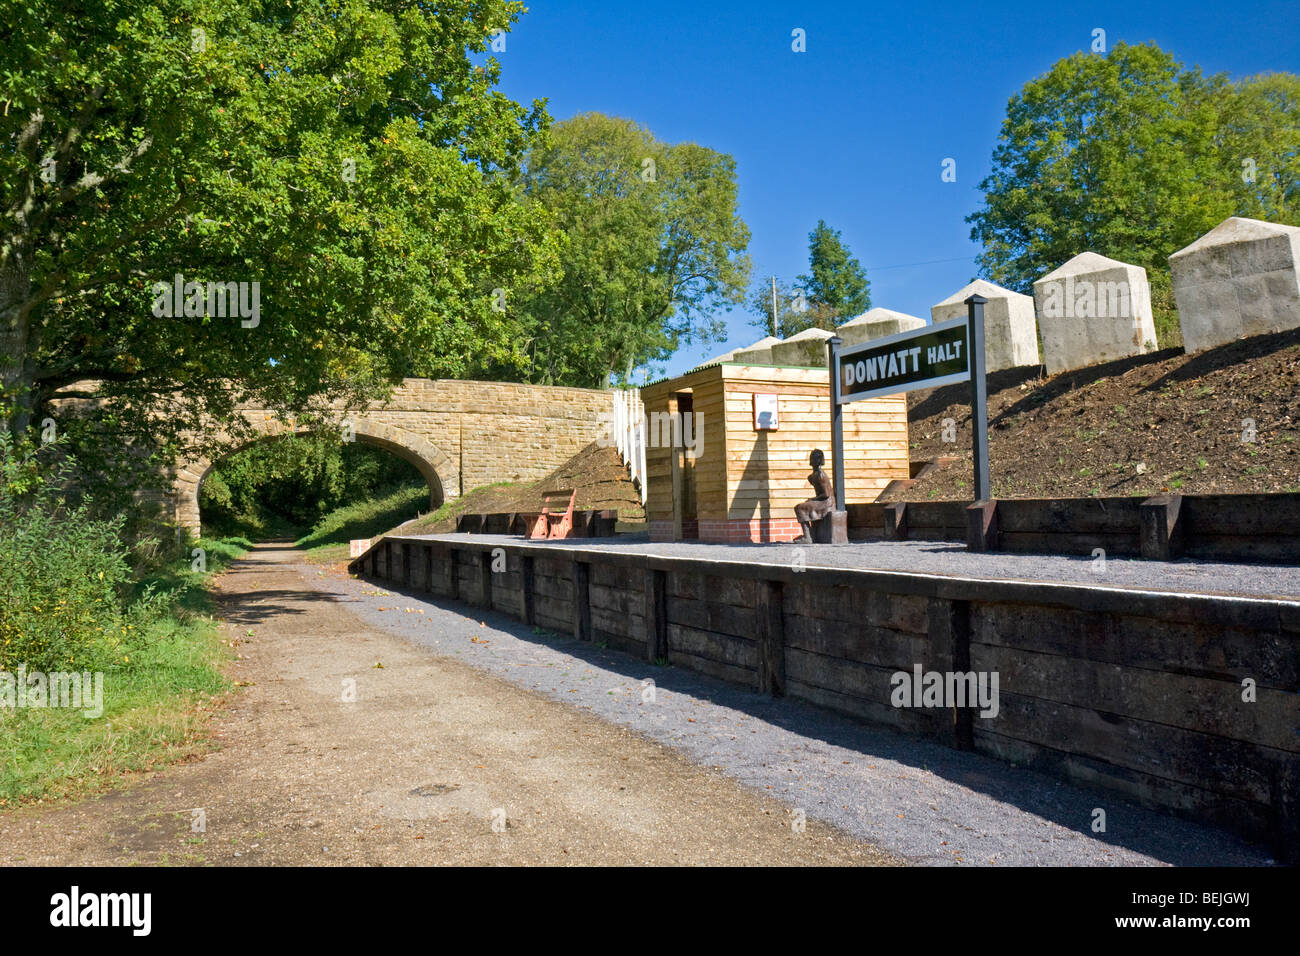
770, 276, 779, 337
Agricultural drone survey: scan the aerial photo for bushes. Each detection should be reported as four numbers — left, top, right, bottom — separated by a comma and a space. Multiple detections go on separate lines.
199, 435, 425, 537
0, 532, 247, 803
0, 434, 253, 802
0, 436, 163, 673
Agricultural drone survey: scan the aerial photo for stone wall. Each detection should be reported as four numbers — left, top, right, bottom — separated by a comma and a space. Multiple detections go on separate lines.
405, 380, 610, 492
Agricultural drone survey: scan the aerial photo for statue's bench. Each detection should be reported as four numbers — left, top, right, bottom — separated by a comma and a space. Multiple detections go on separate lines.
810, 509, 848, 544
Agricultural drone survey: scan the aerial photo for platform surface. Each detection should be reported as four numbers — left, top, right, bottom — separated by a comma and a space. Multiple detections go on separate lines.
391, 532, 1300, 602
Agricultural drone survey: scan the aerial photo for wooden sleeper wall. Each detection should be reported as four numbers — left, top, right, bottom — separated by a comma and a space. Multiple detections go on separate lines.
352, 536, 1300, 862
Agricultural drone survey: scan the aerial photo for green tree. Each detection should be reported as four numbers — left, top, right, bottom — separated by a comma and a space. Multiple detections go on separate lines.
1216, 73, 1300, 224
797, 220, 871, 323
966, 42, 1300, 347
199, 435, 423, 535
511, 113, 751, 387
745, 277, 837, 338
1, 0, 559, 503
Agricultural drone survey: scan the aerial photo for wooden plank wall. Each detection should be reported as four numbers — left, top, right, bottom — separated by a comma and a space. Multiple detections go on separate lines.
684, 373, 726, 522
782, 583, 938, 737
353, 537, 1300, 861
1181, 494, 1300, 563
896, 501, 967, 541
997, 498, 1143, 556
640, 372, 695, 527
845, 503, 888, 540
489, 552, 524, 618
530, 556, 573, 633
640, 366, 727, 527
641, 364, 910, 525
665, 571, 758, 684
589, 561, 648, 655
719, 366, 909, 520
968, 600, 1299, 842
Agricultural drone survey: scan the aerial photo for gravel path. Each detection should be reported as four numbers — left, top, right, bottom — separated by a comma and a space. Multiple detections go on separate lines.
405, 534, 1300, 601
321, 561, 1278, 866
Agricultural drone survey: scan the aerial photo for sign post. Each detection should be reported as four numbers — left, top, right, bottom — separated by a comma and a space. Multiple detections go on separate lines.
827, 335, 845, 510
966, 294, 991, 502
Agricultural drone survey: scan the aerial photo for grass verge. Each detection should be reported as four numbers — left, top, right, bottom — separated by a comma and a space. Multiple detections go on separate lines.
0, 537, 251, 806
295, 483, 429, 565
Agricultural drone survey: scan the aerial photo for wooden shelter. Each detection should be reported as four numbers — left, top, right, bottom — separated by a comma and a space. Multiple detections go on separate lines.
640, 363, 909, 542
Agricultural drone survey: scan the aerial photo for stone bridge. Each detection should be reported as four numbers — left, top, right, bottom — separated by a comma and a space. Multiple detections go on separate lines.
172, 378, 611, 536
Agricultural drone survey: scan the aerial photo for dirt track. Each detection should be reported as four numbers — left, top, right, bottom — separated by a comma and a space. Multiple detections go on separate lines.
0, 544, 895, 866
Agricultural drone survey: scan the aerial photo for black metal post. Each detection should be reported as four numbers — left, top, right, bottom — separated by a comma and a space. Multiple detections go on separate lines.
827, 335, 845, 510
965, 295, 991, 502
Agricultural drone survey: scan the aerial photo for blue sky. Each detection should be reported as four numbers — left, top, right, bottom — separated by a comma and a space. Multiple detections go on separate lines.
490, 0, 1299, 379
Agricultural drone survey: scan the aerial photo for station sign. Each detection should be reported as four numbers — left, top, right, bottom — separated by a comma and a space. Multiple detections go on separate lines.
836, 316, 970, 403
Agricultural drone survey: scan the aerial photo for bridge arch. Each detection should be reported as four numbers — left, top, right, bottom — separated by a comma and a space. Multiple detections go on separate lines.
173, 417, 459, 538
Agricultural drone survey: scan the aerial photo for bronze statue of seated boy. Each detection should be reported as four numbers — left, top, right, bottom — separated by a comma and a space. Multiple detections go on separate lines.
795, 448, 834, 543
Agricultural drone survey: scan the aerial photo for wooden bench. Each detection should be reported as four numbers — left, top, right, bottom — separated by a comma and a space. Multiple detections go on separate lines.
527, 488, 576, 539
456, 512, 485, 533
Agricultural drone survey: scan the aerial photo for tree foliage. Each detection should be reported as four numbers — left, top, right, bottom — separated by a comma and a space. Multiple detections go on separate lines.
797, 220, 871, 323
746, 221, 869, 337
199, 434, 423, 535
745, 277, 837, 338
508, 113, 751, 386
967, 42, 1300, 344
1214, 72, 1300, 224
1, 0, 560, 498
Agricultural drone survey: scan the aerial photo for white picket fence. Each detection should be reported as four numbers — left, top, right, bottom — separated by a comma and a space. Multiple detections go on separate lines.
610, 388, 648, 504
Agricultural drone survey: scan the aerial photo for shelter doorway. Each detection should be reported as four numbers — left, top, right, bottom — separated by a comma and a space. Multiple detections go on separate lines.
672, 391, 698, 540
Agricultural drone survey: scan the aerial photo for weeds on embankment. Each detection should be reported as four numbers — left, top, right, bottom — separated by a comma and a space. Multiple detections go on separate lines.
295, 483, 429, 565
0, 435, 252, 805
0, 536, 250, 805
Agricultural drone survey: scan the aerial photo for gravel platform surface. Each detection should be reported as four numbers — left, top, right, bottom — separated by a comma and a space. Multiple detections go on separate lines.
397, 534, 1300, 601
